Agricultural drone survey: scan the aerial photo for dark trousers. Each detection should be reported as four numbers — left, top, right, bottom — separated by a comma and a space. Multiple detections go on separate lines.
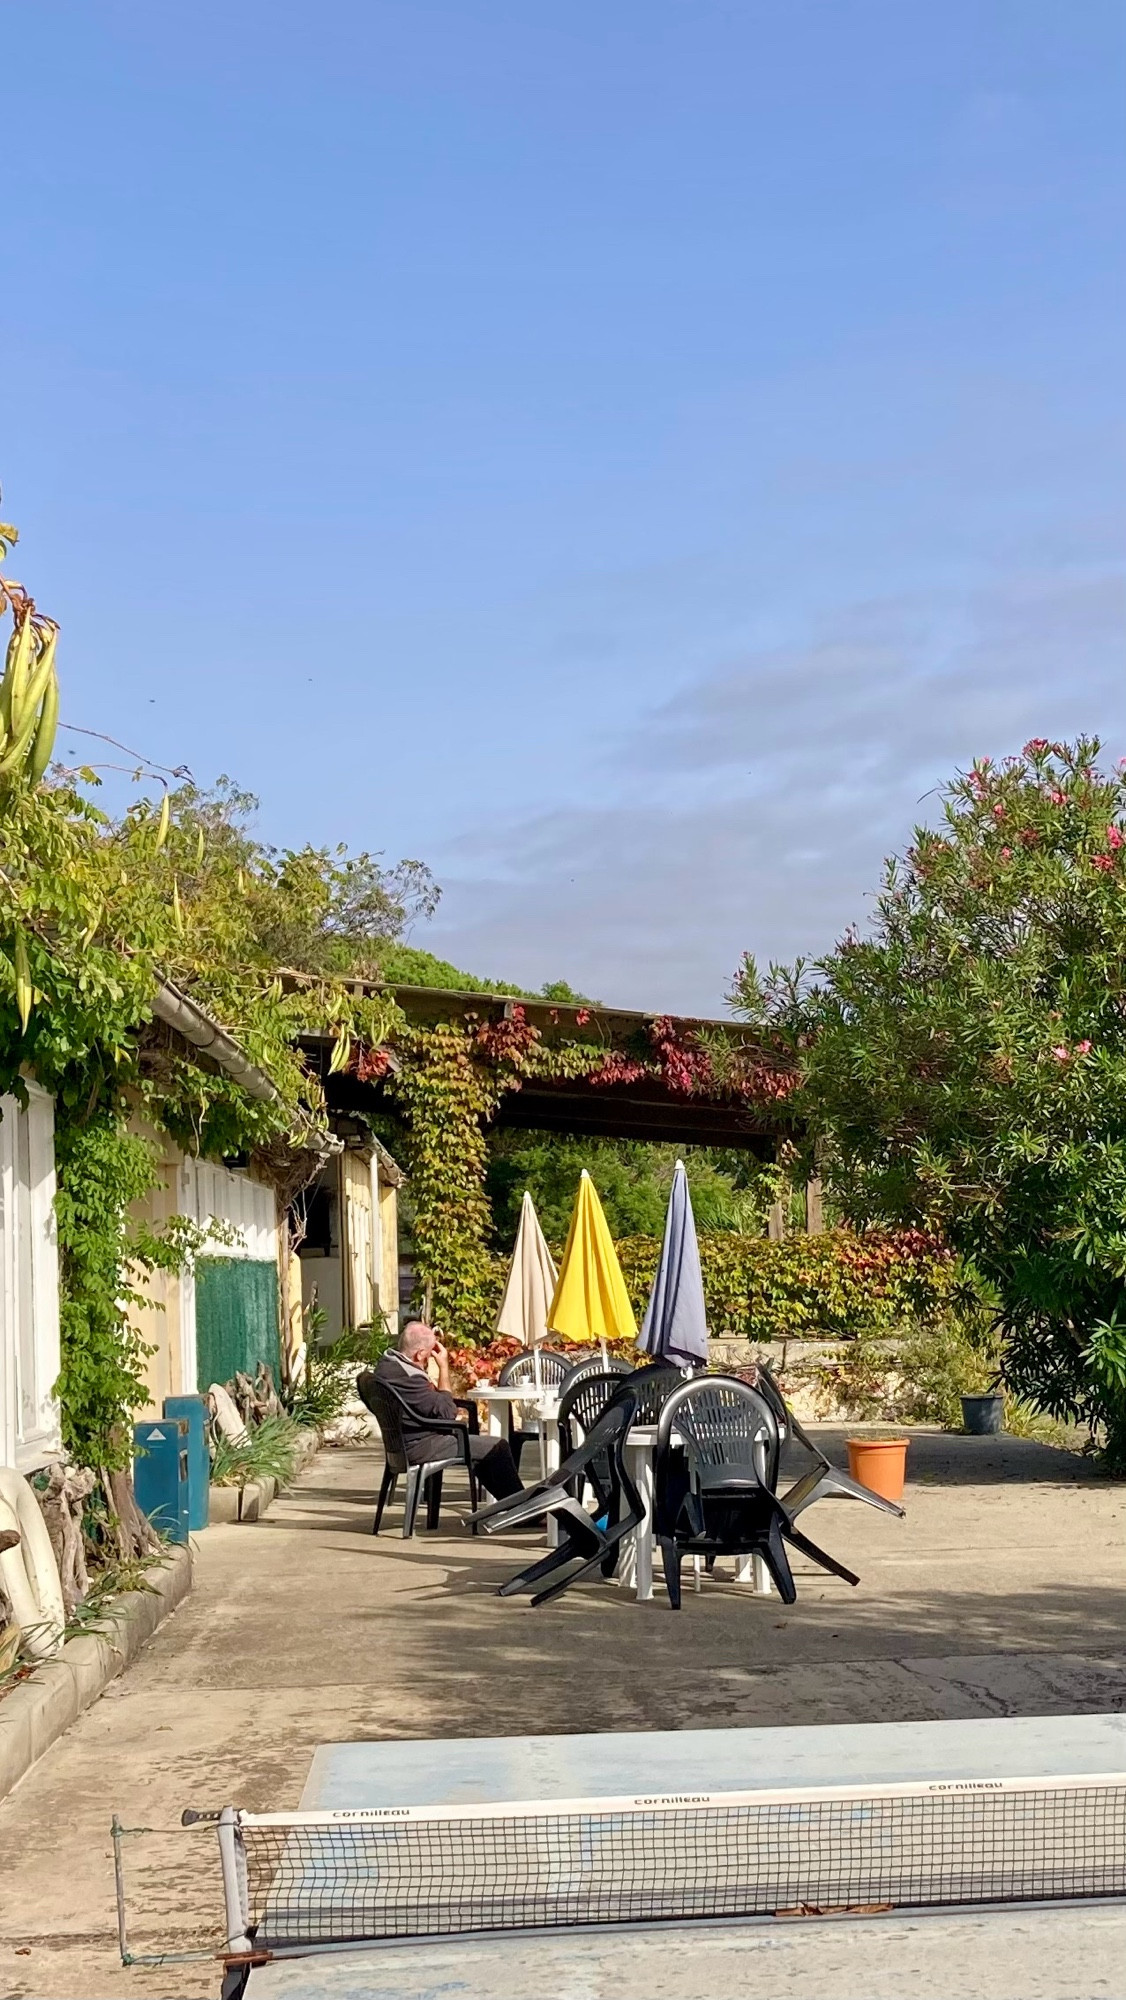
419, 1433, 523, 1501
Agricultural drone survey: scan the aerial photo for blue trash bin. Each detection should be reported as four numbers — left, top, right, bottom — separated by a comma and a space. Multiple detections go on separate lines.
163, 1394, 210, 1530
132, 1418, 190, 1543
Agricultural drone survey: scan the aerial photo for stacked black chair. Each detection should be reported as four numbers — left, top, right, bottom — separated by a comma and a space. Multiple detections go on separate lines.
556, 1368, 636, 1504
470, 1387, 643, 1606
496, 1347, 573, 1472
653, 1375, 859, 1610
556, 1366, 632, 1480
356, 1370, 481, 1539
754, 1361, 906, 1523
556, 1352, 630, 1397
622, 1359, 687, 1424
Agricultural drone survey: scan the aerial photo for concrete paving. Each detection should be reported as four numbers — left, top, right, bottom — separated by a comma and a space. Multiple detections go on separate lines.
1, 1427, 1124, 1998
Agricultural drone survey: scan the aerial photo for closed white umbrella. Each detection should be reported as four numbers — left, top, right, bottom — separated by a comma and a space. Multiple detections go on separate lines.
495, 1191, 559, 1390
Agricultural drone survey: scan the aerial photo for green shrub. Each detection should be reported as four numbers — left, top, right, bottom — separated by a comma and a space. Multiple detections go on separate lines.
614, 1226, 954, 1346
210, 1414, 303, 1488
456, 1225, 952, 1351
284, 1308, 397, 1429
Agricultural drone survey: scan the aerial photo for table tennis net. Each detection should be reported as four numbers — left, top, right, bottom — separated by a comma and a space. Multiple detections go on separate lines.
232, 1776, 1126, 1949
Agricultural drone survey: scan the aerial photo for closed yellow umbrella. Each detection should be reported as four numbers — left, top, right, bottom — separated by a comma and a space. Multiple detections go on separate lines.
549, 1170, 636, 1359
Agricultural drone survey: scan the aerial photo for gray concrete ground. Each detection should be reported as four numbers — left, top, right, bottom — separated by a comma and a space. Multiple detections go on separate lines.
2, 1427, 1125, 1999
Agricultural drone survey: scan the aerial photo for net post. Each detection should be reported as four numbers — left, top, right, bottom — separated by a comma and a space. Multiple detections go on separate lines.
111, 1815, 134, 1966
217, 1807, 253, 1955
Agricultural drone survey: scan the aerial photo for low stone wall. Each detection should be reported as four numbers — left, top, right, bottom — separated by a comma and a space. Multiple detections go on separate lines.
208, 1424, 321, 1523
709, 1337, 905, 1422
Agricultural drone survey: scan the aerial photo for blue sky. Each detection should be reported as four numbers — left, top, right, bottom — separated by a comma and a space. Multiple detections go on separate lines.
4, 2, 1124, 1010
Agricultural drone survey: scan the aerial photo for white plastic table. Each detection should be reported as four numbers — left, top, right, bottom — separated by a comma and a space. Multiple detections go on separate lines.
472, 1383, 562, 1537
472, 1382, 561, 1475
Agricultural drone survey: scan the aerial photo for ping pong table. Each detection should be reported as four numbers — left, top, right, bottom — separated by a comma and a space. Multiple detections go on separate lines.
243, 1715, 1126, 2000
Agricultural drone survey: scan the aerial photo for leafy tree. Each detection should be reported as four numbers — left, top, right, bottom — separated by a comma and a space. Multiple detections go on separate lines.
733, 738, 1126, 1459
129, 777, 439, 982
485, 1132, 778, 1248
538, 979, 598, 1004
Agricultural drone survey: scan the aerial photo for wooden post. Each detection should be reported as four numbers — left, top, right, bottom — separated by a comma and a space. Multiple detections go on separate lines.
767, 1202, 786, 1242
805, 1177, 824, 1235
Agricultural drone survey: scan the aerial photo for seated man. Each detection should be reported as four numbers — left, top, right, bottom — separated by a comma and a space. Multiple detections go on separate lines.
369, 1320, 523, 1501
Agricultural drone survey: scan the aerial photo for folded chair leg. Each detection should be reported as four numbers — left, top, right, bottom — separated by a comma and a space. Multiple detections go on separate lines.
758, 1519, 798, 1604
784, 1522, 860, 1587
373, 1467, 395, 1535
402, 1467, 423, 1538
599, 1538, 623, 1579
498, 1541, 577, 1597
658, 1536, 682, 1611
425, 1468, 444, 1531
467, 1459, 480, 1535
531, 1541, 616, 1607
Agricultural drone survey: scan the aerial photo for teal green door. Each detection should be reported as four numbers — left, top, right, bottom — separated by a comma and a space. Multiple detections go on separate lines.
195, 1257, 281, 1388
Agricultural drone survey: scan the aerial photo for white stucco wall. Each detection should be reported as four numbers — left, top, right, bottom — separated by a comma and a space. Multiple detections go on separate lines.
0, 1081, 62, 1472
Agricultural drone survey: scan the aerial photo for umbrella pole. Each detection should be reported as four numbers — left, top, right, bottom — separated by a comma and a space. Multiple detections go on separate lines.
533, 1343, 547, 1478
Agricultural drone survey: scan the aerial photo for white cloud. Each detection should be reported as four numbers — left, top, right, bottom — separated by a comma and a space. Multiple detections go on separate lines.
422, 566, 1126, 1013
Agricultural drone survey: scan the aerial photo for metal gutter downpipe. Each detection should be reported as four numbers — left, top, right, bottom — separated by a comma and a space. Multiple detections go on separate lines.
151, 980, 280, 1104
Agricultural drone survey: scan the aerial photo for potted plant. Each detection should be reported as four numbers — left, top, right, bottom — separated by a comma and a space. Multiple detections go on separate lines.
960, 1387, 1005, 1434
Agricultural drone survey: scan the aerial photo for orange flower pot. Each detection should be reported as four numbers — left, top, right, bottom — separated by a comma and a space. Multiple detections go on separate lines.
846, 1436, 909, 1504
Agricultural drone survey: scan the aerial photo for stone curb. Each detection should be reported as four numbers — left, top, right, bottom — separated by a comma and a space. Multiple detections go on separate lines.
0, 1542, 193, 1805
207, 1426, 321, 1525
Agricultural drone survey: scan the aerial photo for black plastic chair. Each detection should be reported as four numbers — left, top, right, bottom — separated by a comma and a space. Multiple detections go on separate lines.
471, 1388, 643, 1606
496, 1347, 572, 1472
356, 1371, 481, 1539
555, 1368, 632, 1509
622, 1359, 687, 1424
653, 1375, 859, 1610
755, 1362, 906, 1523
556, 1366, 631, 1455
557, 1352, 628, 1397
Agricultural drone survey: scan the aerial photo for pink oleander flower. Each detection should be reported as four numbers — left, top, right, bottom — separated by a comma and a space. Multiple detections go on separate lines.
992, 803, 1006, 820
1000, 846, 1012, 859
1076, 1040, 1092, 1056
1107, 825, 1124, 850
1048, 789, 1067, 806
1091, 854, 1115, 872
1051, 1046, 1071, 1061
1023, 738, 1050, 756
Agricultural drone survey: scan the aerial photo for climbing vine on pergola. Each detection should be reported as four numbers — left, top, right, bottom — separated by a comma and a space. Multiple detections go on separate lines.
383, 1007, 800, 1342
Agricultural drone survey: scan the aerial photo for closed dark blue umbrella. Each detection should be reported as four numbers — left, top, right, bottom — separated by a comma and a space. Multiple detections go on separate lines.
639, 1159, 709, 1367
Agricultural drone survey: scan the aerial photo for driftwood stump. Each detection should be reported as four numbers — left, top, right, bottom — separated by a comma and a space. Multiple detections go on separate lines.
254, 1363, 282, 1417
0, 1617, 19, 1675
0, 1527, 19, 1665
38, 1466, 96, 1616
232, 1366, 281, 1424
101, 1468, 161, 1561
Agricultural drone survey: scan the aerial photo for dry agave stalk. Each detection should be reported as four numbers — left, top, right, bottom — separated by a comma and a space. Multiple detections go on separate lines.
0, 526, 60, 796
0, 521, 62, 1032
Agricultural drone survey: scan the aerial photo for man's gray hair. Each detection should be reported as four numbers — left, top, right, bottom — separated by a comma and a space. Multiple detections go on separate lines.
397, 1320, 432, 1360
